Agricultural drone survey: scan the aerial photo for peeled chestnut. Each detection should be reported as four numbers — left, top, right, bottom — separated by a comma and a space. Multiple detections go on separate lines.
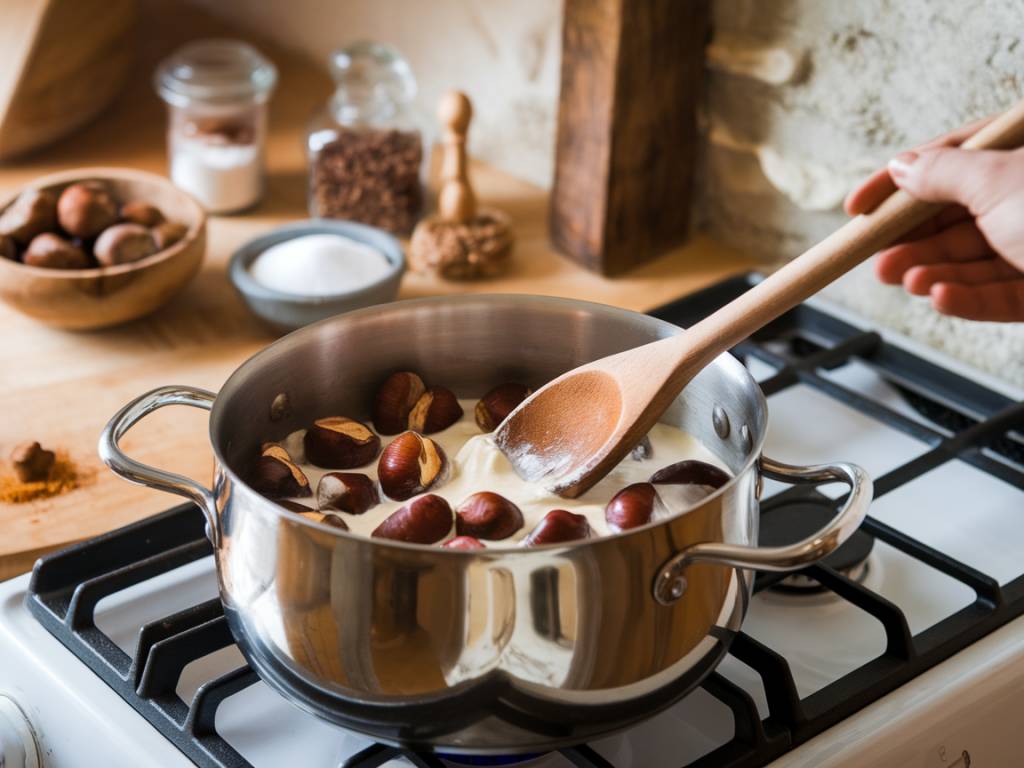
10, 441, 55, 483
474, 382, 532, 432
23, 233, 90, 269
372, 494, 453, 544
373, 371, 426, 434
57, 182, 119, 238
377, 431, 448, 500
0, 189, 58, 243
455, 491, 524, 540
408, 386, 463, 433
151, 220, 188, 250
304, 417, 381, 468
650, 460, 730, 488
317, 472, 379, 515
93, 223, 158, 266
120, 200, 165, 227
523, 509, 592, 546
250, 444, 311, 498
443, 536, 486, 550
605, 482, 660, 532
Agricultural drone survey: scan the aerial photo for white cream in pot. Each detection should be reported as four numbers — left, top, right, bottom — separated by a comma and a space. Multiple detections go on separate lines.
282, 400, 728, 543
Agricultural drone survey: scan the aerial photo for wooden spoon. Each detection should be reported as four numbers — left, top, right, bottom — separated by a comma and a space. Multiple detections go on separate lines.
497, 99, 1024, 498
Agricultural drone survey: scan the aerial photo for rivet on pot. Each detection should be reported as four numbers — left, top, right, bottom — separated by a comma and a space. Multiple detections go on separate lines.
740, 424, 753, 454
669, 576, 688, 600
270, 393, 291, 422
712, 406, 730, 439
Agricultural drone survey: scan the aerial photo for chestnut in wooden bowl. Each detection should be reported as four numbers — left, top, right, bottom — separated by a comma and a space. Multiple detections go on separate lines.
0, 167, 206, 330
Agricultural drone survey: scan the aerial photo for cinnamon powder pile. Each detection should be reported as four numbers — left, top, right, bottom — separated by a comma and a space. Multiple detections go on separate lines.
0, 451, 83, 503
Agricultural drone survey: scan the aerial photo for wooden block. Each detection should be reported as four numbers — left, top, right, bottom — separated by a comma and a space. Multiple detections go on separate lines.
550, 0, 710, 276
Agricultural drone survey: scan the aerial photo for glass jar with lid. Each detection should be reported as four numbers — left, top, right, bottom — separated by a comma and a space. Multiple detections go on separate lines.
155, 39, 277, 214
307, 41, 426, 235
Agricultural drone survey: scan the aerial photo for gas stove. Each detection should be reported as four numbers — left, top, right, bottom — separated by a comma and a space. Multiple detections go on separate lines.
3, 273, 1024, 767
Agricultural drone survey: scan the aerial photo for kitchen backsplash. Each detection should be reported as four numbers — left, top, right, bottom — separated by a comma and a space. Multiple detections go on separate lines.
188, 0, 1024, 386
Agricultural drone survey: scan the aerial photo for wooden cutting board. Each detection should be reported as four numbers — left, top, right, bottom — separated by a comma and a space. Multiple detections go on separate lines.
0, 0, 752, 580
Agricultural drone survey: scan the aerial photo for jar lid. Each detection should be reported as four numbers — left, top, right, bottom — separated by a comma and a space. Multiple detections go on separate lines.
155, 39, 278, 107
328, 41, 417, 123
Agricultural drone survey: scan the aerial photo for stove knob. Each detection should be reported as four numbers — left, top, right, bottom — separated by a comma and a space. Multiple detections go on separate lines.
0, 695, 40, 768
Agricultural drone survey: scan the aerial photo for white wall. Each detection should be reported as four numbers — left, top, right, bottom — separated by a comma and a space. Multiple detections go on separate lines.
189, 0, 563, 188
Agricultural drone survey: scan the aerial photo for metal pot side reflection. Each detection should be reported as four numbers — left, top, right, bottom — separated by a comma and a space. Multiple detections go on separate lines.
99, 295, 870, 753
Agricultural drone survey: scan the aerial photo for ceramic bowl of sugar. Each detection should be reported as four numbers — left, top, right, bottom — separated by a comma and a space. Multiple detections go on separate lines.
229, 220, 405, 331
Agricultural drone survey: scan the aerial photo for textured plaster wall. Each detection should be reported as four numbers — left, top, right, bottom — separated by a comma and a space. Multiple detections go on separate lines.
705, 0, 1024, 385
191, 0, 1024, 384
188, 0, 562, 188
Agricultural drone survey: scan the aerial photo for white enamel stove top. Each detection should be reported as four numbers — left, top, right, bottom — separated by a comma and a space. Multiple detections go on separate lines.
2, 300, 1023, 768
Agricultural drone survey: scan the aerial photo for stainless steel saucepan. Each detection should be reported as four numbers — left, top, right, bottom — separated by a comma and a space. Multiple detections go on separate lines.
99, 295, 870, 754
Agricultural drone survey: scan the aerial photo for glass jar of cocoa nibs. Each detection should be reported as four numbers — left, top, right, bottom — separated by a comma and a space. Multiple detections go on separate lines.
306, 41, 426, 236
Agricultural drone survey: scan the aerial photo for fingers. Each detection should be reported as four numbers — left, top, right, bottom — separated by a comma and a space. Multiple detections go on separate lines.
888, 147, 1007, 213
903, 258, 1022, 296
844, 114, 994, 216
844, 168, 894, 215
931, 280, 1024, 322
874, 220, 993, 284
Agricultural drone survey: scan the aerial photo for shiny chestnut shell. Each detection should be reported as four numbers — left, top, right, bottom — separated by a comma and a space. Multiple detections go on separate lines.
373, 494, 453, 544
455, 492, 524, 540
523, 509, 592, 546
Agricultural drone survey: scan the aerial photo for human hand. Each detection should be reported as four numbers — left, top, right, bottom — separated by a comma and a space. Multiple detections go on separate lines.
845, 116, 1024, 322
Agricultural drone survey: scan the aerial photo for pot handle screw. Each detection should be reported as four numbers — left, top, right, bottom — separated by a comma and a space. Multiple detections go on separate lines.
98, 385, 219, 545
653, 456, 872, 605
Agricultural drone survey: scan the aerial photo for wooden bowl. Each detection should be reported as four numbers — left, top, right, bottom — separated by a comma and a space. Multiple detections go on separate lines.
0, 167, 206, 330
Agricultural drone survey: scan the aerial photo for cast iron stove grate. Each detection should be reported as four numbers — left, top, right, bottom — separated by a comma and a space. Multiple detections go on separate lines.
25, 273, 1024, 767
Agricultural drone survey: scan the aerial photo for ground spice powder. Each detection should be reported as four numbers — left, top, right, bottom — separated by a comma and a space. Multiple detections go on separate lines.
0, 451, 82, 503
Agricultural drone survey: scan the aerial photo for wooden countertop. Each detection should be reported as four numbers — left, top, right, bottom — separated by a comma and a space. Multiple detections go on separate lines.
0, 1, 753, 579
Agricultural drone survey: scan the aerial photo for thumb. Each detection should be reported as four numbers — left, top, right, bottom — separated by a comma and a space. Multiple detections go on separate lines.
888, 147, 1006, 213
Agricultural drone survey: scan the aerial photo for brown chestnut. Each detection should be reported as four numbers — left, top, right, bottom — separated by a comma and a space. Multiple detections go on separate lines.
120, 200, 165, 227
650, 460, 730, 488
443, 536, 486, 550
373, 371, 426, 434
377, 431, 448, 500
0, 235, 16, 261
304, 417, 381, 469
408, 386, 463, 434
10, 441, 55, 483
455, 491, 524, 540
277, 499, 314, 514
250, 444, 312, 498
317, 472, 379, 515
93, 223, 157, 267
23, 233, 90, 269
57, 182, 119, 238
523, 509, 592, 546
151, 220, 188, 250
474, 383, 532, 432
0, 189, 58, 243
605, 483, 661, 532
372, 494, 453, 544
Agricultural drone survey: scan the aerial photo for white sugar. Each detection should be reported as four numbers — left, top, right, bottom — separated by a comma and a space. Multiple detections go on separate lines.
248, 233, 391, 297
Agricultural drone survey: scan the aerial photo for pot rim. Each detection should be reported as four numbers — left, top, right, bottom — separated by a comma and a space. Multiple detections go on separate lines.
211, 293, 769, 553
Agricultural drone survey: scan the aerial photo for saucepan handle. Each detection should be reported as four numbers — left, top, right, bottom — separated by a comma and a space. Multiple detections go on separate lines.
653, 456, 872, 605
98, 385, 219, 544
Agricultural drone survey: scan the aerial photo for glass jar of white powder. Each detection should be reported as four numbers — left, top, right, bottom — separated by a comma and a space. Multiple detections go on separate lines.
155, 39, 277, 214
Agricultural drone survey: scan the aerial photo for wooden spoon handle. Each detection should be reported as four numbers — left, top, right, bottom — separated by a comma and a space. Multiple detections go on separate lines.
677, 98, 1024, 377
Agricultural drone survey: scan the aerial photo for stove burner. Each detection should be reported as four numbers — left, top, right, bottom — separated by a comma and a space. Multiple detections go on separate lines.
758, 496, 875, 595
